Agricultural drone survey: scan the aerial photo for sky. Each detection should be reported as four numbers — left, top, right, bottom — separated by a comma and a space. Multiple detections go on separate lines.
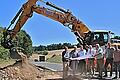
0, 0, 120, 46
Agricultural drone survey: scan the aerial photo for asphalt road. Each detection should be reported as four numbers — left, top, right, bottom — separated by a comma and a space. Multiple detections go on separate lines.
32, 61, 63, 71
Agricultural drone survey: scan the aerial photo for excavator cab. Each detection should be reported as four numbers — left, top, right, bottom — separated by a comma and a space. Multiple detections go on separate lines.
86, 30, 115, 46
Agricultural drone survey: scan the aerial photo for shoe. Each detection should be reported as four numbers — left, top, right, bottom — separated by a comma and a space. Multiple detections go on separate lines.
110, 72, 112, 77
98, 75, 102, 79
119, 74, 120, 78
112, 76, 117, 79
99, 76, 102, 79
103, 75, 107, 77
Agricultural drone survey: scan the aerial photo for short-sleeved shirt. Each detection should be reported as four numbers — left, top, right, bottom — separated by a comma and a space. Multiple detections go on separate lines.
77, 50, 86, 57
69, 50, 78, 58
62, 51, 69, 62
87, 49, 95, 57
105, 48, 114, 59
64, 51, 69, 59
95, 47, 103, 59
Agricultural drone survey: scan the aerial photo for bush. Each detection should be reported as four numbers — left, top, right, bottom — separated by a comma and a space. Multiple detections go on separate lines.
37, 50, 48, 55
42, 50, 48, 55
0, 46, 10, 60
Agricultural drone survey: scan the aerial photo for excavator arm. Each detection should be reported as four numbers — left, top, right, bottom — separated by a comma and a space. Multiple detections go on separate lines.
1, 0, 90, 49
32, 4, 89, 37
1, 0, 38, 49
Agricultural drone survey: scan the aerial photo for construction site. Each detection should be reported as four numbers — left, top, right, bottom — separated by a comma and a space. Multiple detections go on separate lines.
0, 0, 120, 80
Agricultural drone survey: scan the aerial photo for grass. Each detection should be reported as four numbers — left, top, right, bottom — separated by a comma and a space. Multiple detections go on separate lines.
0, 59, 15, 68
46, 55, 62, 63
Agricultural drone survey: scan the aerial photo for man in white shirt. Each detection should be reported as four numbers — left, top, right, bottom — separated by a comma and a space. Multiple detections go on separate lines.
94, 44, 104, 78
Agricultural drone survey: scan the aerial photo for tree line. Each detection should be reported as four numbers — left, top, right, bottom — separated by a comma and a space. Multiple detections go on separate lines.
33, 43, 76, 51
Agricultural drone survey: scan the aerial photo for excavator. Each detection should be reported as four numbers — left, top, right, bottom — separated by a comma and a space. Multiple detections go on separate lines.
1, 0, 116, 59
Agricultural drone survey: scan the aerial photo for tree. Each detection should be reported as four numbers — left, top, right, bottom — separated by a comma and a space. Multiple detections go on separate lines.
114, 36, 120, 39
0, 26, 33, 59
33, 43, 75, 51
63, 43, 74, 48
13, 30, 33, 57
0, 47, 10, 60
0, 27, 10, 59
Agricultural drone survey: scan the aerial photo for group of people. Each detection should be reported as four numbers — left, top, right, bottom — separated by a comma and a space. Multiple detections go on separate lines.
62, 42, 120, 79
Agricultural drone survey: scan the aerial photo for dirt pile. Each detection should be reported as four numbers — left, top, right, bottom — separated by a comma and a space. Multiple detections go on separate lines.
0, 52, 42, 80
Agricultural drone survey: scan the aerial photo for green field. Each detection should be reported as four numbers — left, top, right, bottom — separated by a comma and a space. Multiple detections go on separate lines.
46, 55, 62, 63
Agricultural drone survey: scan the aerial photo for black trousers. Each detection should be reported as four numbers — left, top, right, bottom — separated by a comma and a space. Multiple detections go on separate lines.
104, 58, 113, 76
114, 62, 120, 77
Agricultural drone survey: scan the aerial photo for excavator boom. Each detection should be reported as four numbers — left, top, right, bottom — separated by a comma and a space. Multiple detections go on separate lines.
1, 0, 90, 49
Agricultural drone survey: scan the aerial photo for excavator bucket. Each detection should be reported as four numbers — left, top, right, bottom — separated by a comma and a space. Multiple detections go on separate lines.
9, 47, 26, 60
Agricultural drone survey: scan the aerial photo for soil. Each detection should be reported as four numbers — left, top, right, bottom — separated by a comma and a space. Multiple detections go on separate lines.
0, 52, 63, 80
0, 52, 42, 80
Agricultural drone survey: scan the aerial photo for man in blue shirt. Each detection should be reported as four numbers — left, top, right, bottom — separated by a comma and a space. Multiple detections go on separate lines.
77, 45, 86, 74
